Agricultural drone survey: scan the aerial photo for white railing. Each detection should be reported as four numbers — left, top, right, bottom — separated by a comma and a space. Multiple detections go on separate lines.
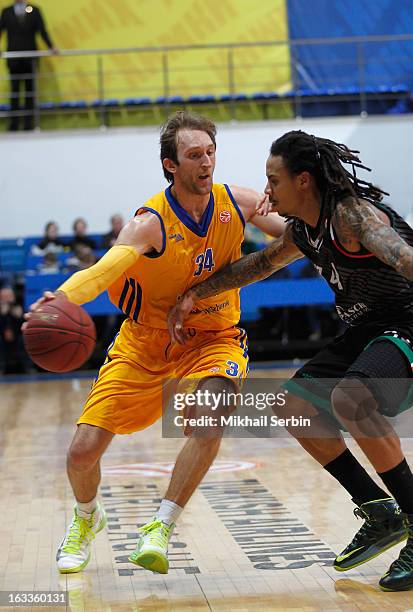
1, 34, 412, 128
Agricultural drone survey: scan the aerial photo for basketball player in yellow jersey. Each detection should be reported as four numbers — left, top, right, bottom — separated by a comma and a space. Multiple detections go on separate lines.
24, 111, 285, 575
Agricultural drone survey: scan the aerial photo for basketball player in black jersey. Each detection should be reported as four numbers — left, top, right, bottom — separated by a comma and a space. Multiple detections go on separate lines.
168, 131, 413, 592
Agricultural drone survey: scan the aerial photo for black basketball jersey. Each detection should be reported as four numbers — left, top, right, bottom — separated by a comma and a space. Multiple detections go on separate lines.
291, 199, 413, 325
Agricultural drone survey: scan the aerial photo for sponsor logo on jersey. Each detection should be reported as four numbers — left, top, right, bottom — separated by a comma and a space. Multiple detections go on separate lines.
219, 210, 231, 223
190, 299, 230, 315
169, 233, 184, 242
209, 366, 220, 373
336, 302, 370, 323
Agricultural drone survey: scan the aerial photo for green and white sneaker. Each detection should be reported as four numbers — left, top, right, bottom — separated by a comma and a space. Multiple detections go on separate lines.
129, 518, 175, 574
56, 502, 107, 574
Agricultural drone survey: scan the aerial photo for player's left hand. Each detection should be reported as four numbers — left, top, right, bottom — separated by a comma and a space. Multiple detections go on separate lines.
167, 292, 195, 345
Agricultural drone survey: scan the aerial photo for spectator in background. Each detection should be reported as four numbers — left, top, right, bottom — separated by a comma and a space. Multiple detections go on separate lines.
0, 285, 25, 373
69, 218, 96, 251
101, 214, 124, 249
38, 251, 60, 274
0, 1, 58, 131
32, 221, 66, 255
242, 224, 273, 255
66, 245, 96, 272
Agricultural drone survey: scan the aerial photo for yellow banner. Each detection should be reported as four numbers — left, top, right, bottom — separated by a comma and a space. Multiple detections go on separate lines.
0, 0, 291, 103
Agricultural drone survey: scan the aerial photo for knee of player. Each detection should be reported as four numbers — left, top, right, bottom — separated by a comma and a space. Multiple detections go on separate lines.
67, 443, 100, 471
331, 377, 377, 423
194, 377, 238, 417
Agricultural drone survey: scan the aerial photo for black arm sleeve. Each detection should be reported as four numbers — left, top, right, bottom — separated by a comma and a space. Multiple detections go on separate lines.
36, 8, 53, 48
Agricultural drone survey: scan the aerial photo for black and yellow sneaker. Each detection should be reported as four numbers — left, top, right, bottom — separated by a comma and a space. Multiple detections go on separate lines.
379, 513, 413, 591
334, 498, 407, 572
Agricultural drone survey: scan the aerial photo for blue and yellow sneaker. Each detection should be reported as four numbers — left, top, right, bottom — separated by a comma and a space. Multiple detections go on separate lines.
334, 498, 407, 571
56, 502, 107, 574
380, 513, 413, 591
129, 518, 174, 574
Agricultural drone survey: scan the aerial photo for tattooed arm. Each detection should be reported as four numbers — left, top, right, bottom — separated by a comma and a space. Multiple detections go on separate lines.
168, 224, 303, 343
333, 197, 413, 280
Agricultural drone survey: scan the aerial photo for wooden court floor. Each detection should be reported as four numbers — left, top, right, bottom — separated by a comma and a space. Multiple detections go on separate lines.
1, 369, 413, 611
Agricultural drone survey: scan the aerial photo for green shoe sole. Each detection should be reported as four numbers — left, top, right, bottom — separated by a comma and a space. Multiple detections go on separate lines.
333, 532, 408, 572
58, 553, 91, 574
379, 580, 413, 592
129, 551, 169, 574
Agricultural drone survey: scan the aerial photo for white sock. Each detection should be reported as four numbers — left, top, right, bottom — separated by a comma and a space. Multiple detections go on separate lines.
156, 499, 183, 526
77, 497, 98, 517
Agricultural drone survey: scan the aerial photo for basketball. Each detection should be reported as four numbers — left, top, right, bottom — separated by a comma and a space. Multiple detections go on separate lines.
23, 297, 96, 373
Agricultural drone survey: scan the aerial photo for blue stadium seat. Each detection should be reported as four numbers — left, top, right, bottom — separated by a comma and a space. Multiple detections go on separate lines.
219, 93, 248, 102
102, 99, 120, 107
240, 278, 334, 321
39, 101, 58, 110
0, 239, 27, 273
91, 99, 121, 108
123, 97, 152, 106
156, 96, 184, 104
24, 273, 120, 316
251, 92, 279, 101
59, 101, 88, 110
187, 95, 216, 103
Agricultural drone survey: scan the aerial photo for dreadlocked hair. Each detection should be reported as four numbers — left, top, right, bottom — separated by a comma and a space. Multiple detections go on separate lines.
270, 130, 388, 214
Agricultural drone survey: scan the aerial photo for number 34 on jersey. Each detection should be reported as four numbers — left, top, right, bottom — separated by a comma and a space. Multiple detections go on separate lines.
194, 248, 215, 277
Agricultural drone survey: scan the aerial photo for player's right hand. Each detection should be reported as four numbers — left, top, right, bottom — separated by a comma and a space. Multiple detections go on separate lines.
167, 292, 195, 345
22, 290, 65, 330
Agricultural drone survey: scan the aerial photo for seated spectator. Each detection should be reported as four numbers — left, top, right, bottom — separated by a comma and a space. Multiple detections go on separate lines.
38, 252, 60, 275
69, 217, 96, 251
388, 94, 413, 115
101, 214, 124, 249
0, 285, 25, 374
66, 244, 97, 272
32, 221, 66, 255
242, 224, 273, 255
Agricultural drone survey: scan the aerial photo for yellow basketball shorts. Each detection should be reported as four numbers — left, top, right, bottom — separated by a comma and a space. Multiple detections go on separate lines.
77, 319, 249, 434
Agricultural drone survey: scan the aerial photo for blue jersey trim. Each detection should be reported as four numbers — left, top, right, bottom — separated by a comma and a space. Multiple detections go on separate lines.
165, 186, 214, 237
224, 184, 245, 229
118, 277, 142, 322
137, 206, 166, 258
118, 279, 130, 312
94, 331, 119, 382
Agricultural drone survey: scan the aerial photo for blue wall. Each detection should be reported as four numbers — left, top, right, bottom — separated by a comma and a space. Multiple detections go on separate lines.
286, 0, 413, 92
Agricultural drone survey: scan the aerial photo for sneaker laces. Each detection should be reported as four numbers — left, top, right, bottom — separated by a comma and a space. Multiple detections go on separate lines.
140, 519, 170, 548
349, 507, 387, 545
62, 513, 95, 554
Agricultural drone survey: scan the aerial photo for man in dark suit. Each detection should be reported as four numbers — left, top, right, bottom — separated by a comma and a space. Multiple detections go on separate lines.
0, 1, 58, 131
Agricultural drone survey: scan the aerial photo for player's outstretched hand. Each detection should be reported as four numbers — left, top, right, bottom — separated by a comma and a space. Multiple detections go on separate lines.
255, 193, 272, 216
167, 293, 195, 345
22, 290, 65, 331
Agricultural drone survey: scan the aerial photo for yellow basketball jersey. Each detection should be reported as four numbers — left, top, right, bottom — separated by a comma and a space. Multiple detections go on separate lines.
107, 183, 245, 330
